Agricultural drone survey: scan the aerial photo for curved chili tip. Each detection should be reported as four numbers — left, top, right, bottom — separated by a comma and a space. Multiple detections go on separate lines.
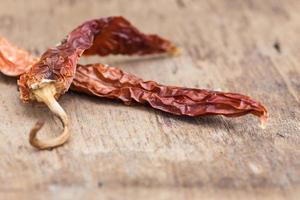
260, 112, 268, 129
28, 84, 70, 150
168, 46, 181, 56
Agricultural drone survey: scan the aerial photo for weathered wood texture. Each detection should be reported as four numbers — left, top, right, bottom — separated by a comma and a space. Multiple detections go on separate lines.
0, 0, 299, 199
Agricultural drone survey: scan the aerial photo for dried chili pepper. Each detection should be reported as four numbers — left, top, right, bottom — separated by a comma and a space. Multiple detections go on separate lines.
72, 63, 267, 124
0, 22, 268, 150
82, 17, 178, 56
17, 17, 178, 150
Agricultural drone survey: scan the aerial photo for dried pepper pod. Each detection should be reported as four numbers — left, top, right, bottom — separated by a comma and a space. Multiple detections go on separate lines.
82, 16, 179, 56
72, 64, 267, 125
17, 17, 177, 150
0, 29, 267, 151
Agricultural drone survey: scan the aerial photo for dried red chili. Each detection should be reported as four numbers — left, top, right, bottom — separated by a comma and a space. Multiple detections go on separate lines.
72, 64, 267, 123
82, 17, 178, 56
17, 17, 178, 150
0, 19, 268, 150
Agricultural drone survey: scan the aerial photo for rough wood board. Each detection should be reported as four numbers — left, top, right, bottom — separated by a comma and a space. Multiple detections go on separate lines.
0, 0, 299, 199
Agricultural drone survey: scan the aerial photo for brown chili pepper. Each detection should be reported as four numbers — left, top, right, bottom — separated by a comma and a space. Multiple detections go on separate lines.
17, 17, 178, 150
72, 63, 267, 125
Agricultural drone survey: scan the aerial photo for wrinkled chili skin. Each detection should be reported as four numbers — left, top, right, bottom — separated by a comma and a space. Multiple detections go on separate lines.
18, 17, 177, 102
72, 64, 267, 120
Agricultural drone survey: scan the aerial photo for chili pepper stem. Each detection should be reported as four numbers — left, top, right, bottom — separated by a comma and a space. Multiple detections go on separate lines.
29, 84, 70, 150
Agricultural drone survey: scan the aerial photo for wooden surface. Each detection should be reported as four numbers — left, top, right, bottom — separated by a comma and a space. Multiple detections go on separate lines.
0, 0, 299, 199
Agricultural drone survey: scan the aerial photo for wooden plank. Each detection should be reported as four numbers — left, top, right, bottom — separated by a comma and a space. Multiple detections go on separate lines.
0, 0, 299, 199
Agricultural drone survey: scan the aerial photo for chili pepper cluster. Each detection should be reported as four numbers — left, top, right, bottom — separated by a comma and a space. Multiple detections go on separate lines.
0, 16, 267, 150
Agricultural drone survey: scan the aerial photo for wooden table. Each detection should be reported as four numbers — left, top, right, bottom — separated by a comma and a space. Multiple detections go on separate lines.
0, 0, 299, 199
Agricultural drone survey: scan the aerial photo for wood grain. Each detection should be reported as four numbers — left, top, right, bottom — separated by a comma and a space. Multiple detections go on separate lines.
0, 0, 299, 199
